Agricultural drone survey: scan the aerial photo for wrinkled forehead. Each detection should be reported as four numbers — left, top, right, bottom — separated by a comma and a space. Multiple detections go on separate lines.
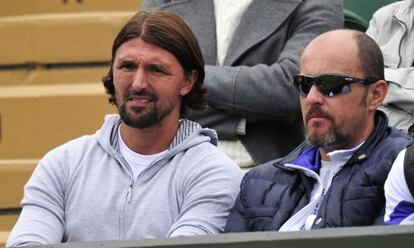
114, 37, 182, 68
300, 32, 362, 77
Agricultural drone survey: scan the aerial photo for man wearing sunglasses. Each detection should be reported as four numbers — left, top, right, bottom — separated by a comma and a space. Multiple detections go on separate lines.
225, 29, 413, 232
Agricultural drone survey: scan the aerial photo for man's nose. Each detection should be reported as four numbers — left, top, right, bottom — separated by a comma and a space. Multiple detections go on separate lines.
131, 67, 148, 90
305, 85, 324, 105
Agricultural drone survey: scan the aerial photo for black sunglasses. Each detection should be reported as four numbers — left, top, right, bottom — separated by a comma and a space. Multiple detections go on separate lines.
293, 74, 379, 97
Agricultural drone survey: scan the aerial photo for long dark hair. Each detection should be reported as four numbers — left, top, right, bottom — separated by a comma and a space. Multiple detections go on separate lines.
102, 10, 207, 117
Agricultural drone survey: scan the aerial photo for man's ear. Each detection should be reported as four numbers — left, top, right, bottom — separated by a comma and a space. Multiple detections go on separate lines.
180, 70, 197, 96
368, 79, 388, 110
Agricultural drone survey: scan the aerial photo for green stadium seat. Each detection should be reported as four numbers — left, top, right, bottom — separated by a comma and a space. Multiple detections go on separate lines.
344, 9, 369, 32
343, 0, 398, 31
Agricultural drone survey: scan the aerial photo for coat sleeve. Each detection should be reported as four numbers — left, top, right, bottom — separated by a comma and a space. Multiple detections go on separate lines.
379, 74, 414, 131
6, 151, 67, 247
365, 11, 380, 39
383, 69, 414, 115
166, 149, 243, 237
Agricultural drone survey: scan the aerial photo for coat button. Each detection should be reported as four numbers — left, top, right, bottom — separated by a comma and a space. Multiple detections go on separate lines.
358, 154, 367, 160
315, 217, 322, 225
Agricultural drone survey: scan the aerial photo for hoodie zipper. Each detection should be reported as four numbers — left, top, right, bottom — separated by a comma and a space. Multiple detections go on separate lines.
111, 118, 206, 239
116, 153, 135, 239
120, 179, 134, 239
126, 180, 134, 203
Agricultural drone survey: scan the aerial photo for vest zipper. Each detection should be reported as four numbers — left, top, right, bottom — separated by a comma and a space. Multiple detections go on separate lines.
278, 164, 322, 231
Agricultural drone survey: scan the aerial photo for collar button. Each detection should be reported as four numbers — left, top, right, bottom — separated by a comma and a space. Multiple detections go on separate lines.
358, 154, 367, 160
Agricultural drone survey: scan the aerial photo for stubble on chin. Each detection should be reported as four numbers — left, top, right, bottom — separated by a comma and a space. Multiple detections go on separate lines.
305, 122, 352, 153
119, 101, 160, 129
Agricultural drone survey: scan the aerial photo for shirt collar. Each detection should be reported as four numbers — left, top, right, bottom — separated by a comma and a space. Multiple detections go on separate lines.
293, 141, 365, 174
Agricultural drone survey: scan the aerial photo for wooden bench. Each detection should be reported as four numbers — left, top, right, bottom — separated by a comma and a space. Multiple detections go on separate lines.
0, 231, 10, 247
0, 0, 141, 17
0, 159, 37, 232
0, 83, 116, 159
0, 11, 135, 66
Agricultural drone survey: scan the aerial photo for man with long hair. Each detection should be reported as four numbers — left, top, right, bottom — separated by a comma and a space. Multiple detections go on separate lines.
7, 10, 241, 246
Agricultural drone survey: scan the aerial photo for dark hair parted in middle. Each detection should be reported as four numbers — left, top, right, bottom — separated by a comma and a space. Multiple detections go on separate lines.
102, 10, 207, 117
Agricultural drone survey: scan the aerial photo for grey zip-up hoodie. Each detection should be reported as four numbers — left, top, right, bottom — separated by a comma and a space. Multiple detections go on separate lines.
7, 115, 242, 247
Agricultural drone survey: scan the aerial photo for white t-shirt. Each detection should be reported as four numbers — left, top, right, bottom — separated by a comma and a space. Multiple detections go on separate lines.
118, 128, 167, 179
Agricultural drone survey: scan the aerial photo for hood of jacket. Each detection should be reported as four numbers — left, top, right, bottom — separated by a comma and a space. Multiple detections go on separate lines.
93, 114, 219, 181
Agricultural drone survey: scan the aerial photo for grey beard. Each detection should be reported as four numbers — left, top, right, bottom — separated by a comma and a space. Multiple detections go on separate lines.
306, 126, 351, 153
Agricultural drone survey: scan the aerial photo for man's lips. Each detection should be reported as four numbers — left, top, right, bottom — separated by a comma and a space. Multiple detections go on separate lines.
307, 117, 330, 126
129, 95, 152, 102
306, 113, 328, 121
305, 109, 333, 125
127, 95, 153, 107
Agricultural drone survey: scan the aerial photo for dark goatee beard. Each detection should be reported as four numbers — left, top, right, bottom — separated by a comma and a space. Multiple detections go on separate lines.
306, 125, 351, 153
305, 105, 350, 152
117, 90, 173, 129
